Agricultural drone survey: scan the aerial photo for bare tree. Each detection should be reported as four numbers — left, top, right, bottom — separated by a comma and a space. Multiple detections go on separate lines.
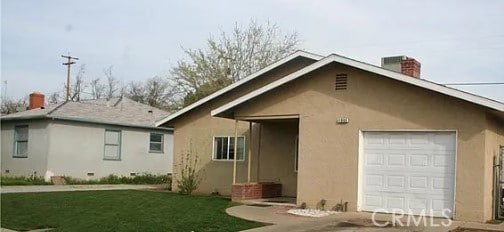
127, 81, 146, 103
1, 98, 27, 114
104, 66, 119, 99
145, 76, 169, 108
70, 65, 87, 101
125, 77, 179, 111
90, 78, 106, 100
48, 92, 61, 104
170, 19, 299, 106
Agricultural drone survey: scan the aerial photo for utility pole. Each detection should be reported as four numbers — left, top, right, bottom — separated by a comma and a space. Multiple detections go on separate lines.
61, 55, 79, 101
2, 80, 7, 102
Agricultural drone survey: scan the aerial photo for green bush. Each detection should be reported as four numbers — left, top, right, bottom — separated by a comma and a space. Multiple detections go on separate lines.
1, 175, 52, 185
62, 176, 100, 185
63, 173, 171, 186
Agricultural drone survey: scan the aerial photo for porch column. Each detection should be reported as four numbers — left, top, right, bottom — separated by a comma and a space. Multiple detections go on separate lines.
247, 121, 252, 183
232, 120, 238, 184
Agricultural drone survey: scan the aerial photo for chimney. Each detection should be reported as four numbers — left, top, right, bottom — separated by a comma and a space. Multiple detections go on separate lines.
29, 92, 45, 110
381, 56, 421, 78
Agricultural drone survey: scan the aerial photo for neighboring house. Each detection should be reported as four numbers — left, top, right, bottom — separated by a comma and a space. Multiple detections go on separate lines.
156, 50, 504, 222
1, 93, 173, 181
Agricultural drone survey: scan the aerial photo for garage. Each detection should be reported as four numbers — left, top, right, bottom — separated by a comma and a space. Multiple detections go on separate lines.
359, 131, 456, 217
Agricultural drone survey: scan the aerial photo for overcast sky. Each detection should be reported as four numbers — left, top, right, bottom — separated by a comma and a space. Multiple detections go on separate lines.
2, 0, 503, 102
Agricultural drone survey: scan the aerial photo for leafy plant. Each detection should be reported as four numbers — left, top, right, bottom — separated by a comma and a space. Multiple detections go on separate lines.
317, 199, 326, 210
62, 173, 171, 186
176, 150, 201, 195
1, 175, 51, 185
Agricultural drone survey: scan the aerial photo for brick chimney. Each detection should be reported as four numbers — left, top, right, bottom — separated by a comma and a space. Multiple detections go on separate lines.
29, 92, 45, 109
381, 56, 421, 78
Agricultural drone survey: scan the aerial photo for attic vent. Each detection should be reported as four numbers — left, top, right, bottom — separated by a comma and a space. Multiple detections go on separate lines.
335, 74, 348, 90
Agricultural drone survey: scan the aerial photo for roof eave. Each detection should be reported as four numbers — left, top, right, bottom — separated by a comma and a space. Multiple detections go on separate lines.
211, 54, 504, 117
1, 115, 173, 131
47, 116, 174, 131
0, 115, 48, 121
154, 50, 324, 127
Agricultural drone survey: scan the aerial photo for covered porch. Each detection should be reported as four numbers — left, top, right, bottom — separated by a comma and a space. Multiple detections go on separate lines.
228, 115, 299, 202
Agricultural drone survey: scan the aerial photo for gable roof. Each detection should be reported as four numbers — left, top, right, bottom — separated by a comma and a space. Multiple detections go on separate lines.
1, 97, 172, 131
211, 53, 504, 117
154, 50, 323, 126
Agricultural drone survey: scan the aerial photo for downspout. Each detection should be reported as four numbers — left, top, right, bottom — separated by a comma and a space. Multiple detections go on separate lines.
247, 121, 252, 183
256, 123, 262, 182
232, 120, 238, 184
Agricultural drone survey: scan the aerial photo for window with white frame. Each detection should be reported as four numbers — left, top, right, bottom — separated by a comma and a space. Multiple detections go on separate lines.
213, 136, 245, 161
14, 125, 29, 157
149, 133, 164, 153
104, 129, 121, 160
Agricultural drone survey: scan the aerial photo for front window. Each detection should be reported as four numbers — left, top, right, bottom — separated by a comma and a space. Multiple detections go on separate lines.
14, 125, 28, 157
149, 133, 164, 153
213, 136, 245, 161
104, 129, 121, 160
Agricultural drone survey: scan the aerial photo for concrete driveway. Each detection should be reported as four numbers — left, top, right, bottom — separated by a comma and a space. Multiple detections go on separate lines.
0, 184, 163, 193
227, 205, 504, 232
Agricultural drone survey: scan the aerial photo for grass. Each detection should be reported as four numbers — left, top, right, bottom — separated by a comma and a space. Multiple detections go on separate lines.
0, 175, 52, 185
1, 190, 264, 232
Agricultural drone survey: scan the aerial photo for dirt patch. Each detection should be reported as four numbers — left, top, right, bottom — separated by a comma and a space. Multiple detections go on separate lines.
306, 219, 395, 232
341, 219, 394, 227
264, 199, 290, 203
450, 227, 504, 232
248, 204, 273, 207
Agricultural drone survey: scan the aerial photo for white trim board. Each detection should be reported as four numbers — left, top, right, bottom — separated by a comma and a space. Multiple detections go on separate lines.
155, 50, 323, 126
211, 53, 504, 117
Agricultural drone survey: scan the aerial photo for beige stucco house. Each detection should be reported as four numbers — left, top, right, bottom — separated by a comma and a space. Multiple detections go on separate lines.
1, 95, 173, 181
157, 51, 504, 222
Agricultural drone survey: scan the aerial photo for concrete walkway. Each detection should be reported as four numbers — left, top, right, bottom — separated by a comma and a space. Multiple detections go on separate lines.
0, 184, 163, 194
227, 205, 504, 232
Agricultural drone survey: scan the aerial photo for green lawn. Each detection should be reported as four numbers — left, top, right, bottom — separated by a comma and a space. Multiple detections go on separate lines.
1, 190, 264, 232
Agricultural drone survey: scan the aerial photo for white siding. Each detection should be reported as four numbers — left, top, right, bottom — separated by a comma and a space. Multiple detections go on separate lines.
1, 119, 173, 180
1, 120, 50, 177
46, 121, 173, 179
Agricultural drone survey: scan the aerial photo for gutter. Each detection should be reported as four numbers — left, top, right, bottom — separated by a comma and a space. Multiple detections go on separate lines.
47, 116, 174, 131
1, 115, 173, 132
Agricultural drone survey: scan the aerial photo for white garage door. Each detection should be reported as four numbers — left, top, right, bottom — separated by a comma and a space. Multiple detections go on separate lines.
360, 131, 456, 217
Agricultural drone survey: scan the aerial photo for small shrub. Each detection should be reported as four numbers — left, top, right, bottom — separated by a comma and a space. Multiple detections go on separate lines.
131, 173, 171, 185
62, 173, 171, 185
100, 174, 121, 184
1, 175, 51, 185
63, 176, 100, 185
317, 199, 326, 210
176, 150, 201, 195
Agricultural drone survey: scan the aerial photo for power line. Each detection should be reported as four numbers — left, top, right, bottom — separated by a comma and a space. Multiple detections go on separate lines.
443, 82, 504, 86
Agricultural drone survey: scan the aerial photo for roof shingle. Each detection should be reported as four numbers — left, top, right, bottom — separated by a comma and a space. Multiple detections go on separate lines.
1, 97, 171, 129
